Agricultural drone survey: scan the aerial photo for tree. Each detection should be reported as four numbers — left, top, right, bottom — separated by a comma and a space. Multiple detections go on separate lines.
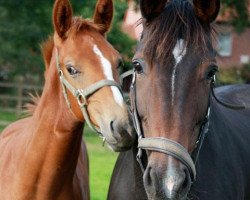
0, 0, 135, 82
133, 0, 250, 32
221, 0, 249, 32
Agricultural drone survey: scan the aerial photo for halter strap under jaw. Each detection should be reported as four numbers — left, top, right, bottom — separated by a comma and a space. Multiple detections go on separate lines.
55, 48, 122, 144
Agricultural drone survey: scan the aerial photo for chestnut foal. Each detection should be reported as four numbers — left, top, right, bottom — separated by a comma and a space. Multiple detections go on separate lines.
0, 0, 134, 199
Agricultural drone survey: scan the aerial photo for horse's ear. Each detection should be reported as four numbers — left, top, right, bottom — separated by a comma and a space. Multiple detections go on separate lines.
140, 0, 167, 22
193, 0, 220, 23
53, 0, 73, 39
93, 0, 113, 35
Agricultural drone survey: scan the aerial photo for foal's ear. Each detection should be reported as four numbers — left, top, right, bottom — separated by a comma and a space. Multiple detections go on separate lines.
93, 0, 113, 35
193, 0, 220, 23
53, 0, 73, 39
140, 0, 167, 22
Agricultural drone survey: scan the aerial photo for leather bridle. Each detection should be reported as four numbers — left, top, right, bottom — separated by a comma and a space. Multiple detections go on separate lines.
121, 69, 245, 183
129, 71, 202, 181
55, 48, 123, 144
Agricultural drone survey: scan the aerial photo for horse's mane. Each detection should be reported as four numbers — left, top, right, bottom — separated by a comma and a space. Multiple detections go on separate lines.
26, 17, 103, 115
143, 0, 216, 65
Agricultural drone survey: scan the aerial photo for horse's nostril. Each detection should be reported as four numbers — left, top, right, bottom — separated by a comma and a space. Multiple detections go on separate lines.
145, 166, 152, 186
182, 167, 189, 190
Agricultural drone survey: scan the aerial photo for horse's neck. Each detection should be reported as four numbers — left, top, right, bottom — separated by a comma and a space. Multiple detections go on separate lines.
16, 54, 84, 196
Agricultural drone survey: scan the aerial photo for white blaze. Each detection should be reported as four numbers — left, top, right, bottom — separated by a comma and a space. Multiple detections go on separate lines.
93, 44, 123, 107
166, 175, 175, 193
171, 39, 187, 105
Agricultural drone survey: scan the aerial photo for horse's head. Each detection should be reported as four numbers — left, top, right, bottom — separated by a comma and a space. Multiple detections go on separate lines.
51, 0, 135, 151
133, 0, 220, 198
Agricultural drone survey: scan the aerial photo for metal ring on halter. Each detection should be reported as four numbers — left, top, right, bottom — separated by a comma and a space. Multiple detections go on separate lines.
76, 92, 87, 107
58, 70, 63, 77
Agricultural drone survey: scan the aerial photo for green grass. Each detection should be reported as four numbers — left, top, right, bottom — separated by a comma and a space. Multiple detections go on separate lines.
0, 112, 118, 200
84, 128, 117, 200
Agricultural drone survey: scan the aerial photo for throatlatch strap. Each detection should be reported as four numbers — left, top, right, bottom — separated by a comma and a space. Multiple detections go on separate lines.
138, 137, 196, 181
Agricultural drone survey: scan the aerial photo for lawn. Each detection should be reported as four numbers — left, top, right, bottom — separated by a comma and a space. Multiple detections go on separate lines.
0, 111, 118, 200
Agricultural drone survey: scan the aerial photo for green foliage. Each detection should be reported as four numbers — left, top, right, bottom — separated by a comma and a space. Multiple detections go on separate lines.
240, 64, 250, 83
0, 0, 135, 82
221, 0, 249, 32
217, 64, 250, 85
0, 1, 52, 79
133, 0, 250, 32
217, 67, 244, 85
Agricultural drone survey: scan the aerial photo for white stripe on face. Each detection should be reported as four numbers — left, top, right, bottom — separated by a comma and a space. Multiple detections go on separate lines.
171, 39, 187, 105
93, 44, 124, 107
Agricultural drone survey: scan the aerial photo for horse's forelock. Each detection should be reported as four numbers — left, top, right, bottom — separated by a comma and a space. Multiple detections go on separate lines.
143, 0, 215, 66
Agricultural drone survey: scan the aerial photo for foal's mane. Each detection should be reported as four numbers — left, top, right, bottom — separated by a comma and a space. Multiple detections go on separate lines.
144, 0, 216, 65
26, 17, 103, 114
41, 17, 104, 70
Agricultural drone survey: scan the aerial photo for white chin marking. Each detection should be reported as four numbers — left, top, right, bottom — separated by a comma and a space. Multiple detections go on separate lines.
93, 44, 123, 107
171, 39, 187, 105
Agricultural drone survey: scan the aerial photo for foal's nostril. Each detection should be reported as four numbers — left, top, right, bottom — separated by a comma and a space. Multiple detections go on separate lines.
110, 121, 114, 133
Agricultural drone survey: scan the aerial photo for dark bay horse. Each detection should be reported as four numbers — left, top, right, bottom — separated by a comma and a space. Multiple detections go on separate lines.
0, 0, 134, 199
108, 0, 250, 199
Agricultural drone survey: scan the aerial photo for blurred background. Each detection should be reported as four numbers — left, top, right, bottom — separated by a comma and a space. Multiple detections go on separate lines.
0, 0, 249, 199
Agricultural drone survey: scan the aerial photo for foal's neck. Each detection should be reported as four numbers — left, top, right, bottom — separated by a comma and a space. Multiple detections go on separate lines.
16, 52, 84, 198
35, 51, 82, 133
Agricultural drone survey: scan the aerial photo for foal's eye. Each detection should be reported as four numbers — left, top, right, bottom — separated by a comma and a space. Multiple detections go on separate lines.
66, 65, 79, 76
132, 60, 143, 74
206, 65, 218, 80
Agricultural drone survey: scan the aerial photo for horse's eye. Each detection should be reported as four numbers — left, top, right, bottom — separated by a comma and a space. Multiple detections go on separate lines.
206, 65, 218, 80
66, 65, 79, 76
133, 60, 143, 74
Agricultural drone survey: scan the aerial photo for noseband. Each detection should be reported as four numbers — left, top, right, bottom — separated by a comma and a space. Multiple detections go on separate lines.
55, 49, 122, 144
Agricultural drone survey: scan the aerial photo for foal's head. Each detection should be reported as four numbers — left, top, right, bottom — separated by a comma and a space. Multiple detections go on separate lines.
50, 0, 134, 151
133, 0, 219, 198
